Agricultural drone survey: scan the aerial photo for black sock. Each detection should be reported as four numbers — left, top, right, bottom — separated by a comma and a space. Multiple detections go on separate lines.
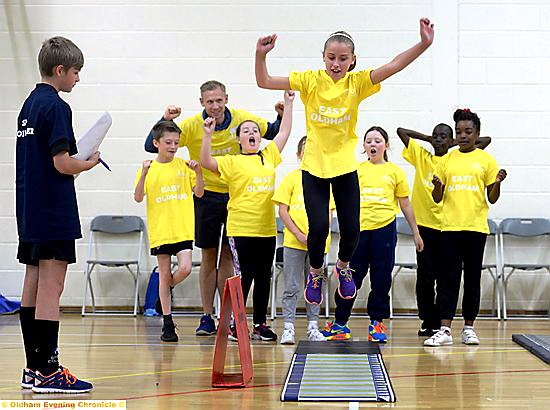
163, 314, 174, 328
35, 319, 60, 375
20, 306, 37, 370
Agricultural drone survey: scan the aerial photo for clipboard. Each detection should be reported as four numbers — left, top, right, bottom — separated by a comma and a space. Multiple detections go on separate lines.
73, 111, 112, 160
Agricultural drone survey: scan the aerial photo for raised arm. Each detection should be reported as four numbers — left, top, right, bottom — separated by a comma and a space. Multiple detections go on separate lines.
144, 106, 182, 153
370, 18, 434, 85
449, 135, 492, 150
255, 34, 291, 90
273, 91, 295, 152
476, 136, 492, 150
396, 127, 431, 148
262, 101, 284, 140
199, 117, 219, 174
431, 175, 444, 203
53, 150, 99, 175
398, 197, 424, 252
187, 159, 205, 198
487, 169, 507, 204
134, 160, 151, 203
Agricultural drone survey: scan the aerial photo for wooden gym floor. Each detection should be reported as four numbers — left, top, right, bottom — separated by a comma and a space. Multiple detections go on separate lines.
0, 314, 549, 409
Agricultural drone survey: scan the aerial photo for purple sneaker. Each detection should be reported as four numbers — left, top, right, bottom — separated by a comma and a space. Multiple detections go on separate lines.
334, 265, 356, 299
304, 271, 323, 305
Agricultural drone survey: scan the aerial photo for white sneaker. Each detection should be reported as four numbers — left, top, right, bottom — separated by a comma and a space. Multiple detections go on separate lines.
424, 329, 453, 346
307, 327, 326, 342
280, 328, 295, 345
461, 328, 480, 345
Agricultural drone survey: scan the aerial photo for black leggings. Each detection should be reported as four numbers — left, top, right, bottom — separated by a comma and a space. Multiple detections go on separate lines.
302, 170, 360, 269
232, 236, 276, 325
438, 231, 487, 322
416, 226, 443, 329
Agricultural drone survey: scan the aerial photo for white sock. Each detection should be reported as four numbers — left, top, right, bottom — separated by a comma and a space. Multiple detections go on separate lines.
284, 322, 294, 330
441, 326, 451, 333
307, 320, 318, 330
463, 325, 474, 330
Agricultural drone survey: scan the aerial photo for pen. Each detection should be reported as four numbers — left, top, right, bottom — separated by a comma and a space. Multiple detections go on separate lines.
98, 157, 111, 172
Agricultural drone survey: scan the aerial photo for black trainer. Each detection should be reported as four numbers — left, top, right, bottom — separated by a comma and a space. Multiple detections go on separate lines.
418, 328, 439, 337
161, 322, 178, 342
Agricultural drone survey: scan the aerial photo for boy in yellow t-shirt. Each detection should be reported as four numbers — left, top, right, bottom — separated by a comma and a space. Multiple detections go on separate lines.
255, 19, 434, 307
272, 136, 335, 344
200, 91, 294, 342
134, 121, 205, 343
322, 126, 423, 343
397, 125, 491, 337
425, 109, 506, 347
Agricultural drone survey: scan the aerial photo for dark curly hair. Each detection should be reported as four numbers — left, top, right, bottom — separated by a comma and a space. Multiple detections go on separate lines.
453, 108, 480, 133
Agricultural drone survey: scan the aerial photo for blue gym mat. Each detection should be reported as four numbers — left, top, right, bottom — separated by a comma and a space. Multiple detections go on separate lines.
280, 341, 396, 402
512, 334, 550, 364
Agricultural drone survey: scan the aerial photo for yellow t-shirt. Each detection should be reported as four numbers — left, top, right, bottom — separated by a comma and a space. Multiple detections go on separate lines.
178, 109, 269, 193
357, 161, 410, 231
289, 69, 381, 178
434, 149, 499, 234
216, 142, 281, 237
402, 139, 444, 230
134, 158, 196, 248
272, 169, 334, 252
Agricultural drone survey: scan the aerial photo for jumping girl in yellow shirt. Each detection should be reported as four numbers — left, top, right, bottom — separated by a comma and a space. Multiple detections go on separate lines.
255, 18, 434, 306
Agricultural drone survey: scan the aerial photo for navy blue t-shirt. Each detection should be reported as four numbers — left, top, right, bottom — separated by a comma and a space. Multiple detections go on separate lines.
16, 83, 82, 242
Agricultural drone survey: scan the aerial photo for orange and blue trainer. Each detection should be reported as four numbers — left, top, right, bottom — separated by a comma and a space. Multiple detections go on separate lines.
320, 321, 351, 341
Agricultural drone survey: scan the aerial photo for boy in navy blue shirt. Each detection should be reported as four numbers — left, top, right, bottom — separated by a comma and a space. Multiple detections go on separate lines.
16, 36, 99, 393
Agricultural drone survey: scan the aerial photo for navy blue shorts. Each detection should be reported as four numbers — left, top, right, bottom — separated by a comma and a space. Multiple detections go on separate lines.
17, 240, 76, 266
151, 240, 193, 256
194, 190, 229, 248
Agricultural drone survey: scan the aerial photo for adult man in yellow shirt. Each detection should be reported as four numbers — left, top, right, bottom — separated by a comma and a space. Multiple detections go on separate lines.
144, 80, 283, 335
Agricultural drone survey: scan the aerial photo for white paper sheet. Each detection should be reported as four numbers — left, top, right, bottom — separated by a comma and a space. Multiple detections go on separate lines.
73, 111, 112, 160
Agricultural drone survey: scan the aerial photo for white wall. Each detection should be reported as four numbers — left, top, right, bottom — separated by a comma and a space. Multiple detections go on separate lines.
1, 0, 549, 313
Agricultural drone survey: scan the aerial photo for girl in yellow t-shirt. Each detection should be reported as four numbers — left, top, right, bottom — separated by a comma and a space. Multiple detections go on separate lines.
200, 90, 294, 342
397, 125, 491, 337
321, 126, 423, 343
424, 109, 507, 347
255, 19, 434, 306
134, 121, 205, 343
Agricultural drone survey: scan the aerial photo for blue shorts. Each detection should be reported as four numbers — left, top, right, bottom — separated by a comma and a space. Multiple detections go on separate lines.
194, 190, 228, 248
17, 240, 76, 266
150, 240, 193, 256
